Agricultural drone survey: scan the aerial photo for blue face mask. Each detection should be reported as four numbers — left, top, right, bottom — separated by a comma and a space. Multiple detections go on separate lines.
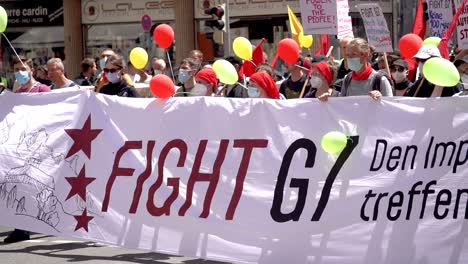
15, 70, 30, 85
248, 87, 260, 98
347, 57, 363, 72
178, 69, 190, 84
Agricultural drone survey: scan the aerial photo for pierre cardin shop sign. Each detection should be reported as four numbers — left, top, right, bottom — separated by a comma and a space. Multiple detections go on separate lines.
1, 0, 63, 27
81, 0, 175, 24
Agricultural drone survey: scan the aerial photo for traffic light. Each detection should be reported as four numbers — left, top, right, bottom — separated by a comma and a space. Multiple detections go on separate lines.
205, 5, 225, 31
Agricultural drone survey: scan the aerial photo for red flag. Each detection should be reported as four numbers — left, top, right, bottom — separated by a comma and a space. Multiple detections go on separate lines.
243, 38, 265, 77
412, 0, 427, 39
438, 0, 468, 59
314, 46, 322, 56
270, 53, 279, 68
321, 35, 330, 56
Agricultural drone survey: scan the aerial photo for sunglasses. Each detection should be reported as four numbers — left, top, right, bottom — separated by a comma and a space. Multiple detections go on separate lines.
390, 66, 405, 72
103, 68, 121, 73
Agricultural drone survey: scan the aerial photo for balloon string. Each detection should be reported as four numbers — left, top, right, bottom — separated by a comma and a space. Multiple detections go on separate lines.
166, 50, 176, 84
1, 33, 26, 68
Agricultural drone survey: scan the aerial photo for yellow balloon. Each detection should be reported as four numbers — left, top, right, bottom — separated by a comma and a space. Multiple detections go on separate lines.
233, 37, 252, 61
129, 47, 148, 70
299, 32, 313, 48
212, 59, 238, 85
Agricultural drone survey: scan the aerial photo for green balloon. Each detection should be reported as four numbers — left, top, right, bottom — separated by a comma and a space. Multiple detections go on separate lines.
423, 57, 460, 87
0, 6, 7, 33
423, 37, 441, 47
212, 59, 238, 85
321, 131, 348, 155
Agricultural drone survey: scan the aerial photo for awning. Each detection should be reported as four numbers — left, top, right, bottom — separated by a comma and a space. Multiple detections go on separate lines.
11, 26, 64, 49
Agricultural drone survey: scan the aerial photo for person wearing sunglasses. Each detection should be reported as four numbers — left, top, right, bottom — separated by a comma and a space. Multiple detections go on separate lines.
390, 59, 412, 96
99, 55, 138, 97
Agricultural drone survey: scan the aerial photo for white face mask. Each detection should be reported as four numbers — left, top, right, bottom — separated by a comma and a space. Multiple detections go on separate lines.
391, 71, 407, 84
248, 87, 260, 98
192, 83, 208, 96
153, 69, 163, 75
99, 57, 108, 70
106, 72, 121, 84
347, 57, 363, 72
310, 76, 323, 88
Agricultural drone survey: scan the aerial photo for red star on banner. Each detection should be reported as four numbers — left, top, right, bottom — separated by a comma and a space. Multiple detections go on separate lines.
65, 114, 102, 159
65, 165, 96, 201
74, 208, 94, 232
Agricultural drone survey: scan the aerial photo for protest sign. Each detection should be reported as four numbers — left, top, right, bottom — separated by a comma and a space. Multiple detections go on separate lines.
428, 0, 453, 38
455, 0, 468, 49
337, 0, 354, 38
300, 0, 338, 35
1, 91, 468, 263
357, 3, 393, 52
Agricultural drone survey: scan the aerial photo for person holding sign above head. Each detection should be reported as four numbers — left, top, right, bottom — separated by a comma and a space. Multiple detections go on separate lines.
391, 59, 413, 96
318, 38, 393, 101
405, 46, 461, 97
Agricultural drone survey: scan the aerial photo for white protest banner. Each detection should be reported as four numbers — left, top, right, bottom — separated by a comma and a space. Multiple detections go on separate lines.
428, 0, 453, 39
1, 91, 468, 263
337, 0, 354, 39
357, 3, 393, 52
300, 0, 338, 35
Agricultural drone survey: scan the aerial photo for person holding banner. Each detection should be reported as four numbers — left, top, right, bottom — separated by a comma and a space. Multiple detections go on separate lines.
13, 56, 51, 93
405, 46, 461, 97
100, 55, 138, 98
175, 58, 199, 97
279, 56, 311, 99
305, 61, 336, 99
248, 71, 280, 99
319, 38, 393, 101
194, 68, 218, 96
391, 59, 413, 96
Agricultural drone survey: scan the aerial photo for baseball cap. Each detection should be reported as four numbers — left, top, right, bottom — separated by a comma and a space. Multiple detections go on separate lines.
413, 45, 441, 59
391, 59, 409, 69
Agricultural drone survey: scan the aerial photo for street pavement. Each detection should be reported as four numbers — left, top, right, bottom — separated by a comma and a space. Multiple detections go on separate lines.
0, 226, 229, 264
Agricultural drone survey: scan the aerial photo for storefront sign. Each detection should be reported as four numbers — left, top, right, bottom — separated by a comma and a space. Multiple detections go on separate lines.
81, 0, 174, 24
358, 3, 393, 52
1, 0, 63, 27
0, 91, 468, 263
194, 0, 393, 19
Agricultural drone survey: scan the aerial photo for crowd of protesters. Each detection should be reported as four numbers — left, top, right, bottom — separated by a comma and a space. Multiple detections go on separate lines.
2, 36, 467, 104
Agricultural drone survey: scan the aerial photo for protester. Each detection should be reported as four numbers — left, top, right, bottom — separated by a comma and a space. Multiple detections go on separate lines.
319, 38, 393, 101
99, 48, 115, 71
99, 55, 138, 97
224, 56, 248, 98
336, 35, 353, 79
95, 49, 133, 93
194, 68, 218, 96
35, 65, 52, 86
47, 58, 77, 89
279, 56, 311, 99
391, 59, 412, 96
127, 62, 150, 84
151, 58, 167, 76
189, 49, 204, 67
248, 71, 280, 99
405, 45, 461, 97
305, 61, 336, 98
175, 58, 198, 97
74, 58, 97, 86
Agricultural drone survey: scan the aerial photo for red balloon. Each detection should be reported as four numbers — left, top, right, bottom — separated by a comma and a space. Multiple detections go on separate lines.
150, 74, 175, 98
278, 38, 300, 64
153, 24, 174, 49
399, 34, 423, 59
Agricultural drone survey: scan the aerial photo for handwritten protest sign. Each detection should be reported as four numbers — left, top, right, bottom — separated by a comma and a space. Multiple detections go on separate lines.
337, 0, 354, 38
455, 0, 468, 49
300, 0, 338, 35
357, 3, 393, 52
428, 0, 453, 39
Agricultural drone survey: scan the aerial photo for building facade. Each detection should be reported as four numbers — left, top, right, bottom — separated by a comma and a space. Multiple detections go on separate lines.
1, 0, 414, 81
